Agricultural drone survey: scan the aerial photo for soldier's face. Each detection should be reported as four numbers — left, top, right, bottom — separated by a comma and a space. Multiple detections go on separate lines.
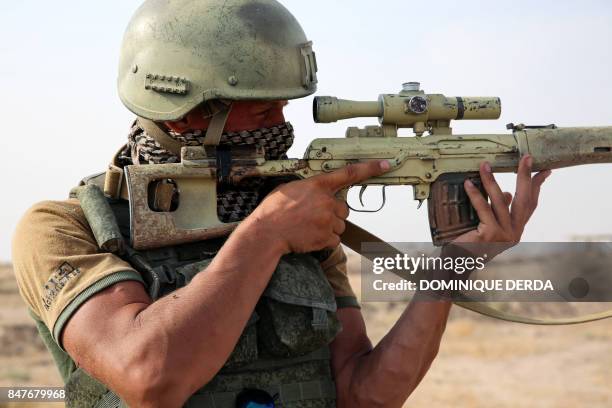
164, 100, 288, 134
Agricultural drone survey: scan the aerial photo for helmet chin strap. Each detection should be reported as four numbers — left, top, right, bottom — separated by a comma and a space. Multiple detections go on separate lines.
136, 118, 183, 157
203, 100, 233, 146
137, 100, 233, 156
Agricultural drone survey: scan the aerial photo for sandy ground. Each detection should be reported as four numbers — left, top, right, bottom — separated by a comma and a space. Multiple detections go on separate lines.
0, 256, 611, 408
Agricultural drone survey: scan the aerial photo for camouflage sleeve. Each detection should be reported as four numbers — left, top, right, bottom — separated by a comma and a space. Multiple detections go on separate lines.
11, 200, 144, 348
320, 245, 360, 309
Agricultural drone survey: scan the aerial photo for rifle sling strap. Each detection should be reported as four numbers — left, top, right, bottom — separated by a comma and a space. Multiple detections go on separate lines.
340, 221, 612, 326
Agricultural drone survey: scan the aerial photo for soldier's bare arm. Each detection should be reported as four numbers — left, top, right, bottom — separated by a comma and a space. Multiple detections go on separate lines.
62, 160, 389, 408
63, 217, 285, 408
329, 156, 550, 407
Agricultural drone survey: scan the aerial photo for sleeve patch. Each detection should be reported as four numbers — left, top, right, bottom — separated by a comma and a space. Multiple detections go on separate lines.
42, 262, 81, 311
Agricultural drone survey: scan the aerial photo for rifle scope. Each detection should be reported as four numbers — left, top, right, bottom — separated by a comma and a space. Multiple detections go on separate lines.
313, 89, 501, 127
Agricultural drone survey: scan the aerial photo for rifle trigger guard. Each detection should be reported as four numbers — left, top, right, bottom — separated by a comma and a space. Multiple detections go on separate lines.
348, 185, 387, 213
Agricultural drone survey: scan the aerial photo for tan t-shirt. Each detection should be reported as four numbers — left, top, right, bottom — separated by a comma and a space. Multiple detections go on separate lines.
12, 199, 357, 346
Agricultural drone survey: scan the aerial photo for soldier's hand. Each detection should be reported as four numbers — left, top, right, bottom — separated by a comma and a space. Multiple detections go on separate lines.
251, 160, 391, 254
454, 154, 551, 246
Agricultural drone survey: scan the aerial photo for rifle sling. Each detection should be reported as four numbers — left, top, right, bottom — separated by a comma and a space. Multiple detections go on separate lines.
340, 221, 612, 325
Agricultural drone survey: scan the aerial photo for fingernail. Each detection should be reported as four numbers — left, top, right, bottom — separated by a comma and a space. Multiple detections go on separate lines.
483, 162, 492, 173
380, 160, 391, 171
526, 155, 533, 168
465, 179, 474, 189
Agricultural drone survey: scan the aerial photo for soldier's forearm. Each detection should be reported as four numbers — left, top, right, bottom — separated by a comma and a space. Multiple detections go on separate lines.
120, 216, 286, 405
342, 301, 451, 407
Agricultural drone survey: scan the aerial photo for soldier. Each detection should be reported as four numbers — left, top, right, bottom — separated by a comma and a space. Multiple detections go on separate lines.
12, 0, 550, 407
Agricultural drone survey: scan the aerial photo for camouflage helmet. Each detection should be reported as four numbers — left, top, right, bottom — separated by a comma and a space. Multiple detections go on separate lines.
118, 0, 318, 122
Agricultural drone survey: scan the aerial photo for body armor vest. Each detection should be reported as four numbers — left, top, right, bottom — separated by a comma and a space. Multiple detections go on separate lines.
64, 175, 341, 408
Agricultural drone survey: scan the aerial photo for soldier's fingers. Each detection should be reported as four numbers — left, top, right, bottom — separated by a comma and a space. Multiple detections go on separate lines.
318, 160, 391, 192
325, 234, 342, 250
530, 170, 552, 212
332, 218, 346, 235
464, 179, 500, 229
334, 200, 350, 219
479, 162, 512, 230
511, 154, 534, 223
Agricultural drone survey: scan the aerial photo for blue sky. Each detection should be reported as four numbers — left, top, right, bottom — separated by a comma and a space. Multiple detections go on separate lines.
1, 0, 611, 260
